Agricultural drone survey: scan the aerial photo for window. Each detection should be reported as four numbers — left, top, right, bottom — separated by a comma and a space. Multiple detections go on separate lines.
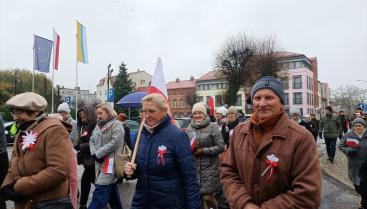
285, 93, 289, 105
223, 83, 227, 89
197, 96, 203, 102
173, 99, 177, 108
293, 92, 302, 104
235, 94, 242, 106
196, 85, 201, 91
307, 93, 310, 105
300, 61, 305, 68
215, 95, 223, 107
295, 61, 301, 68
208, 84, 212, 90
289, 62, 295, 69
282, 62, 288, 69
281, 79, 289, 89
293, 75, 302, 89
179, 99, 184, 108
141, 80, 145, 85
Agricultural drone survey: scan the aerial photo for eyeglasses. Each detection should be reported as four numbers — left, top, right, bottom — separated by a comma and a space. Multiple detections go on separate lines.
10, 109, 24, 116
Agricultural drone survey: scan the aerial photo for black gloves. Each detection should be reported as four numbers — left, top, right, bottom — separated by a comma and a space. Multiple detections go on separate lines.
0, 184, 28, 202
92, 154, 104, 163
319, 133, 323, 139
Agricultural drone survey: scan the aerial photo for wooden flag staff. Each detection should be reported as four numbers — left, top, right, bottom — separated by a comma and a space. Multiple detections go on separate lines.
130, 119, 145, 164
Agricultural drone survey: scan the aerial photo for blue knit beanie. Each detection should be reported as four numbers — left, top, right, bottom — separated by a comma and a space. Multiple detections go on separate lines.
250, 76, 285, 104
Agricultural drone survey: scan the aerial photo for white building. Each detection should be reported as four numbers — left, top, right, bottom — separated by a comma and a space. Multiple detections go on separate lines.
96, 69, 152, 102
56, 85, 99, 107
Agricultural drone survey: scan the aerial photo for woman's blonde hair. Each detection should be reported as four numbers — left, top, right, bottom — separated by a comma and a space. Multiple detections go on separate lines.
141, 93, 168, 112
95, 102, 117, 119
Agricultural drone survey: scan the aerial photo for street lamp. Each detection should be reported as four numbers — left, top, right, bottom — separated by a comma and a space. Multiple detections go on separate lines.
107, 64, 114, 102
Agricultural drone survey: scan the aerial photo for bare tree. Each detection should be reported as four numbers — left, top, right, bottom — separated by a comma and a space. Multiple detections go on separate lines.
215, 33, 284, 105
332, 85, 367, 116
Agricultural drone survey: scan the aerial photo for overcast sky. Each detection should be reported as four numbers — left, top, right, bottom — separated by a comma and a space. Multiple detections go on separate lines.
1, 0, 366, 92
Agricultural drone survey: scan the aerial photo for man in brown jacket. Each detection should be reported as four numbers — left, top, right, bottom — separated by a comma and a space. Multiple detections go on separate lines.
0, 92, 72, 209
220, 76, 321, 209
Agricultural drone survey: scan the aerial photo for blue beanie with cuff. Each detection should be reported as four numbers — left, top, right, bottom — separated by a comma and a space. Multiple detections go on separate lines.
250, 76, 285, 104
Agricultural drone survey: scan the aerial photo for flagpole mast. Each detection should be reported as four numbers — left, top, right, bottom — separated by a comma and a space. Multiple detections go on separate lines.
51, 28, 55, 113
75, 30, 79, 122
32, 35, 35, 92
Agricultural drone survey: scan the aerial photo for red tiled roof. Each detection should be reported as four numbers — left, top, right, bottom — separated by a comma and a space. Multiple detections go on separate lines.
197, 71, 224, 81
167, 79, 196, 89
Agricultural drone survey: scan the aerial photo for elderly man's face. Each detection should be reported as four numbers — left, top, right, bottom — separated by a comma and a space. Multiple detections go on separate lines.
11, 109, 39, 123
292, 114, 300, 121
142, 101, 167, 127
252, 89, 283, 121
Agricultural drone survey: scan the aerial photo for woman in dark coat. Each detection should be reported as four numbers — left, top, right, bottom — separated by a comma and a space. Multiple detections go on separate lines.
124, 93, 200, 209
339, 118, 367, 209
74, 105, 97, 209
186, 102, 225, 209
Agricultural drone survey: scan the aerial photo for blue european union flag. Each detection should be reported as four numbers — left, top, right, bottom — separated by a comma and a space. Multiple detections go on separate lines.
33, 35, 53, 73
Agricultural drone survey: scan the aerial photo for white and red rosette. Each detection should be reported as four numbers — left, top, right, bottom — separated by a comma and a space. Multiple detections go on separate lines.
261, 154, 279, 180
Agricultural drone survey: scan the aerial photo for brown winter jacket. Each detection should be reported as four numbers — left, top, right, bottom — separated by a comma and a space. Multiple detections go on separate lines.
220, 113, 321, 209
1, 117, 72, 209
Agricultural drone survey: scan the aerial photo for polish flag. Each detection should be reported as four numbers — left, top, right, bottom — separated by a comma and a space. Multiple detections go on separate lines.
102, 157, 114, 174
190, 136, 197, 150
53, 29, 60, 70
207, 96, 215, 116
149, 57, 172, 116
345, 138, 360, 148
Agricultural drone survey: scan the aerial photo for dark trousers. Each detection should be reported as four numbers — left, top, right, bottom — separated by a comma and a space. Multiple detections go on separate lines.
0, 151, 9, 209
325, 138, 337, 160
80, 166, 95, 206
88, 183, 123, 209
355, 184, 367, 208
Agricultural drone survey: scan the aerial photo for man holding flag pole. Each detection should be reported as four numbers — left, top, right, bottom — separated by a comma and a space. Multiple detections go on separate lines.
124, 58, 200, 209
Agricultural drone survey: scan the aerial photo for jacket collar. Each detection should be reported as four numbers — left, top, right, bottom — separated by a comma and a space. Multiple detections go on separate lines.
143, 115, 171, 135
240, 113, 289, 140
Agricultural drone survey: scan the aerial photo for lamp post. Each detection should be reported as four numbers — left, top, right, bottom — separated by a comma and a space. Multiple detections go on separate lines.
107, 64, 113, 102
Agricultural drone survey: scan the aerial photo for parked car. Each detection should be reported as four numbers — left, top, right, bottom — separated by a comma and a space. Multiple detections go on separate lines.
174, 118, 191, 132
4, 121, 15, 145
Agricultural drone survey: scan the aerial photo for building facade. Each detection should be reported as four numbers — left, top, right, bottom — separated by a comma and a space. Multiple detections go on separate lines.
167, 77, 196, 118
96, 69, 152, 102
57, 85, 99, 107
276, 52, 319, 116
195, 71, 246, 112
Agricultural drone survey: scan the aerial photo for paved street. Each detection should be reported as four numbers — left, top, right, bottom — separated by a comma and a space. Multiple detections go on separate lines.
5, 139, 360, 208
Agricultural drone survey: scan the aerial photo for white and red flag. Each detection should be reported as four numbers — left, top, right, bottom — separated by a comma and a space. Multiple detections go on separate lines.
53, 29, 60, 70
148, 57, 172, 116
345, 138, 360, 148
102, 157, 114, 174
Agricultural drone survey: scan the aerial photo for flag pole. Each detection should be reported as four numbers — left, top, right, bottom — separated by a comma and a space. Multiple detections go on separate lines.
32, 35, 35, 92
75, 28, 79, 122
51, 28, 55, 113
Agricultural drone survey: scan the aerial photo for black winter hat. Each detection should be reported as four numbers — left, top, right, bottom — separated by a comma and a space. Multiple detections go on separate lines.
250, 76, 285, 104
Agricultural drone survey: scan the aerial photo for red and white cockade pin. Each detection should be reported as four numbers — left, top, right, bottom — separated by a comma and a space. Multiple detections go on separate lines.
261, 154, 279, 180
157, 145, 167, 165
21, 131, 38, 151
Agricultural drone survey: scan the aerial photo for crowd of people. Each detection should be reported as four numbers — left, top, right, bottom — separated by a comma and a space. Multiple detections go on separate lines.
0, 75, 366, 209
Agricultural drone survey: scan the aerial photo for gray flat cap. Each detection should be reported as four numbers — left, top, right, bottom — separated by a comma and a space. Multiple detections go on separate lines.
6, 92, 47, 112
